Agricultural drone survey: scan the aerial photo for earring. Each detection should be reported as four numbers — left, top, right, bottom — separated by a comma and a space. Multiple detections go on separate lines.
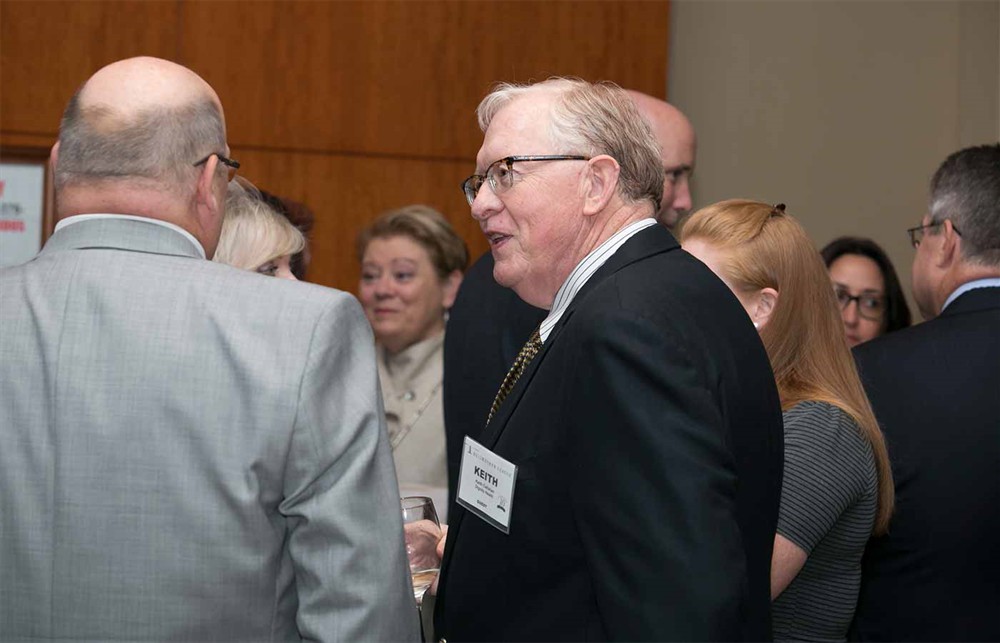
753, 321, 760, 330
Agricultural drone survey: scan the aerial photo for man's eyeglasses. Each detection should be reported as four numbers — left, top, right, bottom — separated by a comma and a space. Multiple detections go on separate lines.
906, 219, 961, 248
194, 153, 241, 182
835, 287, 885, 321
461, 155, 589, 206
664, 165, 693, 185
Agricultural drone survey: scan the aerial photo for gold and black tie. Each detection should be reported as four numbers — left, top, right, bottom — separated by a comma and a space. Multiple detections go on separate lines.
486, 328, 543, 426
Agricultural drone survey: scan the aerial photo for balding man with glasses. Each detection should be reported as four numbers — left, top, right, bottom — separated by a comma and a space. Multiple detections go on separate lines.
0, 57, 417, 641
850, 144, 1000, 642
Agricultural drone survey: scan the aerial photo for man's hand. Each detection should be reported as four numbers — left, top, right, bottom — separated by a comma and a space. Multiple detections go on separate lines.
404, 519, 442, 574
428, 524, 449, 595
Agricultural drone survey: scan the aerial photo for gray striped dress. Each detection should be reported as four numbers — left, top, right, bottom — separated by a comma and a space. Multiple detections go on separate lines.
773, 400, 877, 642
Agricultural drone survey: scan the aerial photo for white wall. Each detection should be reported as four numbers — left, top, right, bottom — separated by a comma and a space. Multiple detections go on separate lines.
669, 0, 999, 317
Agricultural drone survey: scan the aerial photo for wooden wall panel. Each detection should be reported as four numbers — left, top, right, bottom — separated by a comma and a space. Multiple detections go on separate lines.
0, 1, 179, 140
1, 0, 671, 290
181, 1, 670, 159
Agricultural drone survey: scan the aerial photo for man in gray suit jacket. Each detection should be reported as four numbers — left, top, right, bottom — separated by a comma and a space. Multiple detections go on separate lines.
0, 57, 418, 641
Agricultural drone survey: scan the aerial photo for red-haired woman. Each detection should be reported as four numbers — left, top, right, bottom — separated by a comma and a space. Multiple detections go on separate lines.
681, 200, 894, 641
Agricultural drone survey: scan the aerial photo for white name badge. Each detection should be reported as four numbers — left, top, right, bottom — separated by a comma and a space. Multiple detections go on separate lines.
456, 436, 518, 534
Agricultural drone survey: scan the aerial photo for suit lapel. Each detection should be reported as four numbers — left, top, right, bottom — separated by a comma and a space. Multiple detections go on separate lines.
477, 225, 680, 452
572, 223, 680, 305
477, 322, 562, 450
439, 225, 682, 622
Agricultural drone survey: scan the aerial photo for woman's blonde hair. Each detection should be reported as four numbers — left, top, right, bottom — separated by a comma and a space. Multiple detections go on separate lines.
214, 180, 305, 271
681, 199, 894, 534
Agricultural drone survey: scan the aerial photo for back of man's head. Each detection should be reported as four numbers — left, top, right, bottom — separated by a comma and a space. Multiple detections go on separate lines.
929, 143, 1000, 268
54, 57, 227, 214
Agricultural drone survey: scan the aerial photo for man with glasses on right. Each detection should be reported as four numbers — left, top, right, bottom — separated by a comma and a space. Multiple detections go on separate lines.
850, 144, 1000, 642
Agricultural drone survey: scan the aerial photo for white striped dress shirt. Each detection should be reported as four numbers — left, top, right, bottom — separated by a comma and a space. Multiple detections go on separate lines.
539, 217, 658, 343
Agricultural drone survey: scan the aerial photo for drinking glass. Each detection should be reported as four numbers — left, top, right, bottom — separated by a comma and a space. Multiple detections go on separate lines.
401, 496, 441, 605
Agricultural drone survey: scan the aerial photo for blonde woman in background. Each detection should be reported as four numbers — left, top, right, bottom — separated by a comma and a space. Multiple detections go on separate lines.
214, 180, 305, 280
680, 200, 894, 642
356, 205, 467, 497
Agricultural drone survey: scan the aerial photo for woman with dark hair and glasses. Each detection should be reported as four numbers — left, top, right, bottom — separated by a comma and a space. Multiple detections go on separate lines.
821, 236, 911, 347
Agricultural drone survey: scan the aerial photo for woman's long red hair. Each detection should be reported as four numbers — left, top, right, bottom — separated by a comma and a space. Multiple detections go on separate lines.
681, 199, 894, 534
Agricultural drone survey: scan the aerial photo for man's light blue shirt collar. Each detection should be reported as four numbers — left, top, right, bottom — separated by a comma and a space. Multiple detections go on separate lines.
941, 278, 1000, 312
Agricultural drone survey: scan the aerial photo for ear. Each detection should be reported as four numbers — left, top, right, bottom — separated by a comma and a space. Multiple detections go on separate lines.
752, 287, 779, 330
935, 219, 961, 269
194, 154, 221, 212
49, 142, 60, 172
442, 269, 463, 310
192, 156, 225, 258
581, 155, 621, 216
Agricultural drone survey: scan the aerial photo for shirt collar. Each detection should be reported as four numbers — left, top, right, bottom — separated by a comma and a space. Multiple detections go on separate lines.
941, 277, 1000, 312
539, 217, 657, 342
54, 214, 207, 259
379, 332, 445, 379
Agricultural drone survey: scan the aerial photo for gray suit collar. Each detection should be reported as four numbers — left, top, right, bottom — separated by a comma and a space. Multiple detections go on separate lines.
41, 216, 205, 260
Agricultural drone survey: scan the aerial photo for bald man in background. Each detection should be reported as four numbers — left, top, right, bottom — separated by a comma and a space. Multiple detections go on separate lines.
444, 90, 700, 516
626, 90, 697, 228
0, 57, 417, 641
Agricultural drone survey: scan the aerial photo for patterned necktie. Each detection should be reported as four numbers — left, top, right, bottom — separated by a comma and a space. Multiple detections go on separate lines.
486, 328, 543, 426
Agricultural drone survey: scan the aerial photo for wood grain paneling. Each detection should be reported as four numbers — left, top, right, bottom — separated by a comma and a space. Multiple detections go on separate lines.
182, 1, 669, 159
2, 0, 670, 289
232, 147, 486, 294
0, 1, 179, 138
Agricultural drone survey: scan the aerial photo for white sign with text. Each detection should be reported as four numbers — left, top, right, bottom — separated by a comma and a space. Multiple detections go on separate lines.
456, 436, 518, 534
0, 162, 46, 267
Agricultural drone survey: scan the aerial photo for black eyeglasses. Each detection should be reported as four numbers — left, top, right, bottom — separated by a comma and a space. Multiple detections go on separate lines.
193, 153, 240, 182
664, 164, 693, 185
461, 155, 590, 205
834, 287, 885, 321
907, 219, 961, 248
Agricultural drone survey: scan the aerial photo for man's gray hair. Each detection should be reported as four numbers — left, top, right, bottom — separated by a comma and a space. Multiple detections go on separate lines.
929, 143, 1000, 266
55, 89, 227, 194
477, 78, 664, 211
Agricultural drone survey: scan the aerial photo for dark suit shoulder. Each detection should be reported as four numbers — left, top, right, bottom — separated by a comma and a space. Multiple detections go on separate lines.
855, 288, 1000, 363
576, 244, 742, 324
851, 289, 1000, 642
568, 244, 762, 382
853, 293, 1000, 402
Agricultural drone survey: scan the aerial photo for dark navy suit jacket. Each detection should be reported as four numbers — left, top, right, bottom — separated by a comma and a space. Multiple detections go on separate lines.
443, 251, 545, 518
851, 286, 1000, 642
436, 225, 783, 641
